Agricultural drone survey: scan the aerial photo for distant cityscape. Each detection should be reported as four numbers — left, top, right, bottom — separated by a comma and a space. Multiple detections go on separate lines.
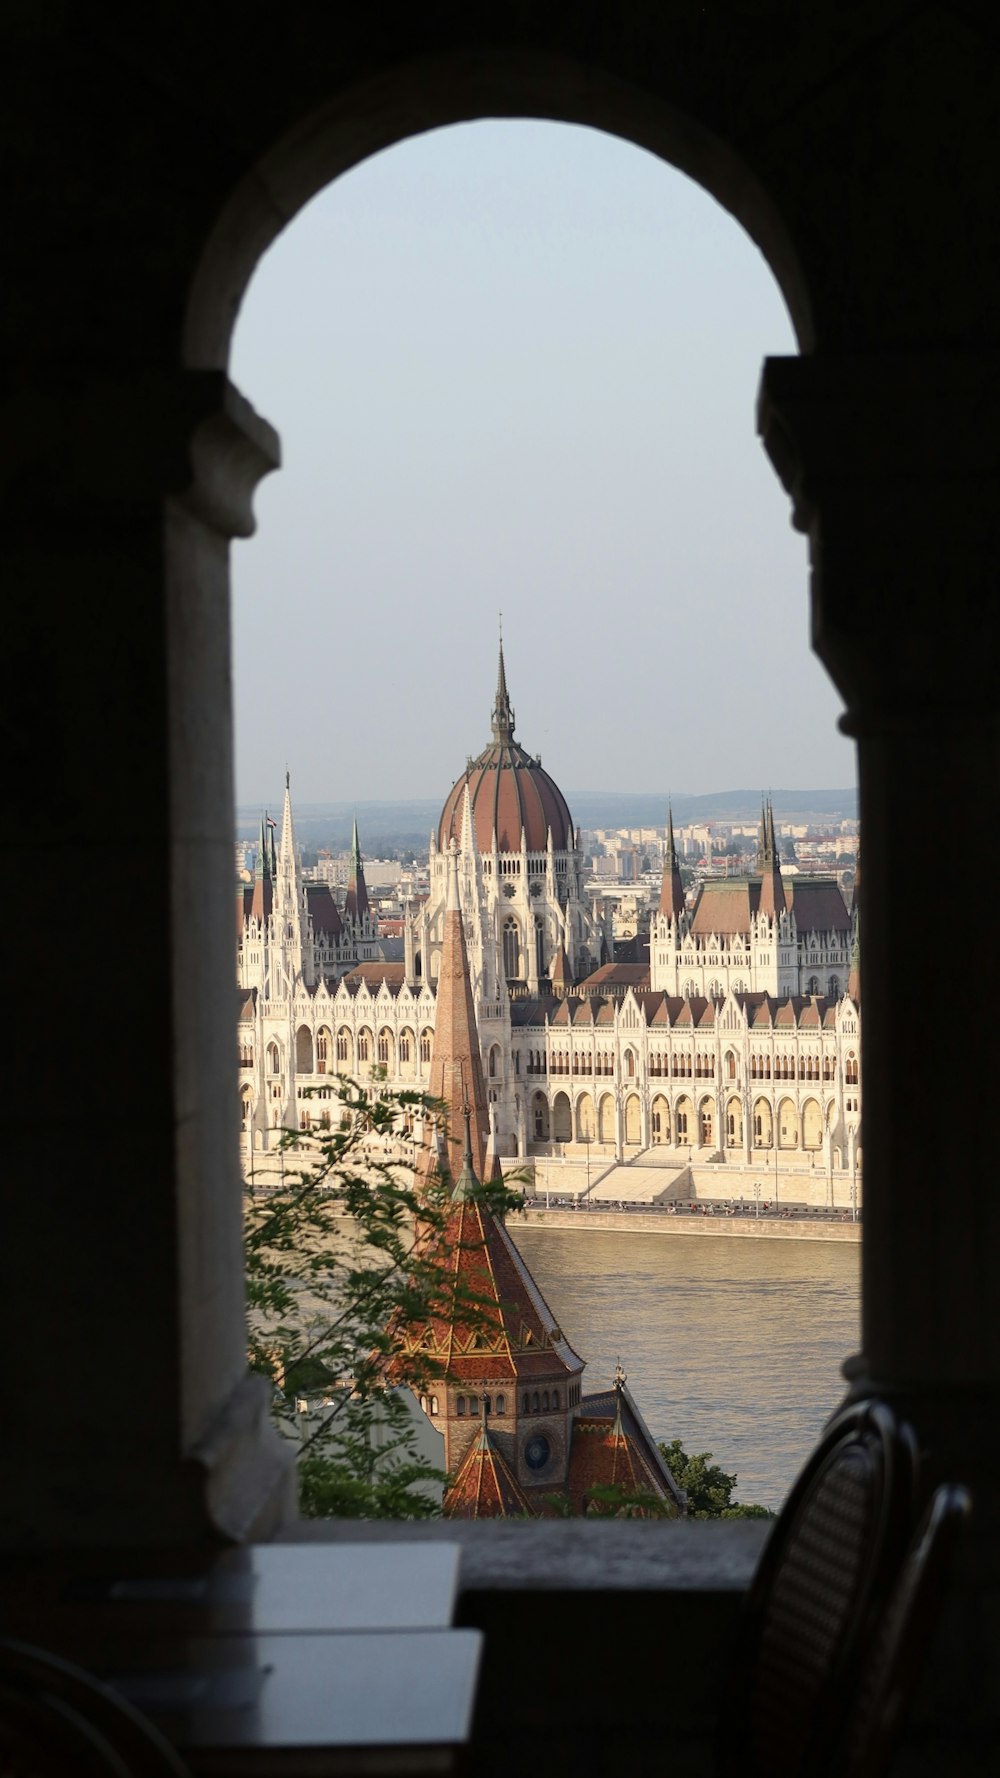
236, 800, 859, 946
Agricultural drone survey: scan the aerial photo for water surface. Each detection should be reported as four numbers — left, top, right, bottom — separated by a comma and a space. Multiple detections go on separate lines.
512, 1225, 860, 1510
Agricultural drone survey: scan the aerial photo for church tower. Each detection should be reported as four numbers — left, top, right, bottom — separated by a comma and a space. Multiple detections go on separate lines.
410, 842, 587, 1508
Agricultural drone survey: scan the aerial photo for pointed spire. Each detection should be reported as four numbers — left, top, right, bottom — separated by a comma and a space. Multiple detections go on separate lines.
255, 814, 270, 881
344, 816, 369, 923
658, 803, 685, 918
757, 797, 786, 919
491, 634, 515, 743
451, 1104, 479, 1203
424, 842, 493, 1184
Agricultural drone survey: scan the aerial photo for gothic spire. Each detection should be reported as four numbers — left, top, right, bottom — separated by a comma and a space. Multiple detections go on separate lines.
757, 797, 787, 918
491, 637, 515, 743
344, 816, 369, 923
658, 802, 685, 919
424, 843, 494, 1185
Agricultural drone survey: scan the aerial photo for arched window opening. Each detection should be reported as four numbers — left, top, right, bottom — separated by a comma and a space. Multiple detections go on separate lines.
503, 917, 521, 980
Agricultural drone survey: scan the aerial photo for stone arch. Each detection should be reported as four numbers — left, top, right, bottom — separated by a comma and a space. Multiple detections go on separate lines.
552, 1091, 572, 1143
575, 1092, 596, 1141
598, 1092, 616, 1144
377, 1025, 394, 1070
802, 1097, 823, 1149
651, 1093, 669, 1144
266, 1040, 281, 1077
356, 1025, 374, 1069
240, 1085, 253, 1131
725, 1095, 743, 1146
295, 1024, 313, 1073
488, 1043, 502, 1080
315, 1024, 333, 1074
419, 1027, 434, 1069
183, 54, 814, 381
699, 1093, 716, 1147
532, 1091, 550, 1143
675, 1093, 694, 1144
624, 1094, 641, 1146
778, 1095, 798, 1148
398, 1025, 416, 1079
753, 1097, 773, 1148
336, 1025, 353, 1069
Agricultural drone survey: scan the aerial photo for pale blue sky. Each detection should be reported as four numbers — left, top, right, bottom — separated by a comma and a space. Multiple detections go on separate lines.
231, 120, 855, 807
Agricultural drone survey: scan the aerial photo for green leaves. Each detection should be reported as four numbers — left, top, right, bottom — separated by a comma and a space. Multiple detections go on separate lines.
657, 1438, 774, 1519
244, 1080, 523, 1519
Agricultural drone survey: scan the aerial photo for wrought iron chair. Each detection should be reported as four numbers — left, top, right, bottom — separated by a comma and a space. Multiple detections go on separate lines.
0, 1635, 191, 1777
717, 1399, 919, 1778
840, 1481, 972, 1778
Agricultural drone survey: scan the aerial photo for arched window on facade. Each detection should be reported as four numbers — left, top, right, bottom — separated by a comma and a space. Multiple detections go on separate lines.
846, 1051, 859, 1085
829, 974, 841, 998
420, 1029, 432, 1066
534, 915, 545, 979
267, 1042, 280, 1076
503, 917, 521, 980
496, 1394, 505, 1415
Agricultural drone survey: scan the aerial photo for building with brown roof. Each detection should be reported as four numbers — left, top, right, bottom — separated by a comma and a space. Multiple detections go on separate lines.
650, 799, 853, 1003
236, 682, 861, 1206
403, 853, 679, 1518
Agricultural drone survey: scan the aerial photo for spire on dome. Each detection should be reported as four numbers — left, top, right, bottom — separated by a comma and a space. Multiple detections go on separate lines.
344, 816, 369, 923
658, 803, 685, 919
491, 636, 515, 743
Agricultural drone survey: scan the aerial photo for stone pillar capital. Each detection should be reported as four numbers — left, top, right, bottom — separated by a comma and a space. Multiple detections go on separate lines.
2, 369, 279, 540
757, 351, 1000, 728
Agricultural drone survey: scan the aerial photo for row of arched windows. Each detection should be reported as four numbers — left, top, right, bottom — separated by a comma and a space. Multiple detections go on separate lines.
522, 1389, 559, 1413
456, 1393, 506, 1417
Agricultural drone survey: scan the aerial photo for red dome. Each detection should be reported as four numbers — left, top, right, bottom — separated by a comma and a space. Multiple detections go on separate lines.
438, 650, 575, 855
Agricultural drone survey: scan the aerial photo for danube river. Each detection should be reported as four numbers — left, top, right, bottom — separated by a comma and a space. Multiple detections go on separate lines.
511, 1224, 861, 1511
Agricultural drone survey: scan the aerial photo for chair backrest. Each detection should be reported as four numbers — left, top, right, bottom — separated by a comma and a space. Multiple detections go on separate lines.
840, 1482, 971, 1778
0, 1636, 191, 1777
718, 1399, 917, 1778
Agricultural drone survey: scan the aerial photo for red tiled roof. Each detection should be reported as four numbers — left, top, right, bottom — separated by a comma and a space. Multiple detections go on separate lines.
444, 1423, 534, 1519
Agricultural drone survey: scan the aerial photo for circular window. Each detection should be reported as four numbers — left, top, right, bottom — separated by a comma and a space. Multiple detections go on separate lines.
530, 880, 543, 896
502, 882, 516, 898
524, 1433, 551, 1472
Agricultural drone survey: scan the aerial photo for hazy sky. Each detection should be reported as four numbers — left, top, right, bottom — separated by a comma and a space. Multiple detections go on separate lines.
231, 121, 855, 808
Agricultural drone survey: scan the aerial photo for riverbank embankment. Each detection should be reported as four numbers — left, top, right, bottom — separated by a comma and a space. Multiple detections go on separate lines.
517, 1207, 859, 1242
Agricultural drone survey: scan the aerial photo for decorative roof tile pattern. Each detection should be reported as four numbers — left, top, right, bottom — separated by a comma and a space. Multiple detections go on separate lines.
444, 1421, 534, 1519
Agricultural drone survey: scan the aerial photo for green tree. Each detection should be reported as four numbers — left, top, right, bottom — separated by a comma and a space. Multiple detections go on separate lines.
658, 1439, 774, 1519
244, 1081, 520, 1519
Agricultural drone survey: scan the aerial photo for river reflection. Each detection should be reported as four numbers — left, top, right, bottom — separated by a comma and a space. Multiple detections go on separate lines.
511, 1225, 860, 1510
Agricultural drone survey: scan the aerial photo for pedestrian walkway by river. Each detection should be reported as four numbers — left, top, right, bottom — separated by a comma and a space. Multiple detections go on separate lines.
511, 1222, 860, 1511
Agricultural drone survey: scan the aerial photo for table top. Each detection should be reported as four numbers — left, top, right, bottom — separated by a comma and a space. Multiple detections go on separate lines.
0, 1542, 481, 1776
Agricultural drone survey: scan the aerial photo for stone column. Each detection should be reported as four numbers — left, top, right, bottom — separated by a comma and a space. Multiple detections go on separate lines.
3, 369, 296, 1547
759, 351, 1000, 1768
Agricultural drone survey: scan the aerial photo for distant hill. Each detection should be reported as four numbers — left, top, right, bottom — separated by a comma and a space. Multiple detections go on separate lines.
236, 788, 857, 851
